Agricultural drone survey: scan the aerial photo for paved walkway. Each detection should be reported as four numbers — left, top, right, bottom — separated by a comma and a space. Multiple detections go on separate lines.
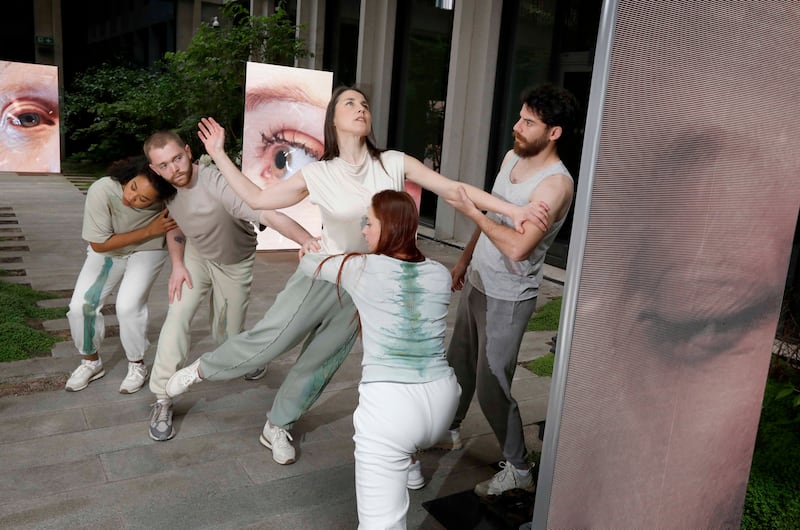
0, 172, 561, 529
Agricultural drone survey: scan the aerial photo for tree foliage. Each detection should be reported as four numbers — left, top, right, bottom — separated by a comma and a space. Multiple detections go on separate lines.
64, 3, 308, 164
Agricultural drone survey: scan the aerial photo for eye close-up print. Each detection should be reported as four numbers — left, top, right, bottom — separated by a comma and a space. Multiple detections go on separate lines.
0, 60, 60, 174
241, 63, 333, 250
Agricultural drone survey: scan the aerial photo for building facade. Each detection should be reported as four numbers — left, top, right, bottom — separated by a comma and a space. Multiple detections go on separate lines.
12, 0, 602, 260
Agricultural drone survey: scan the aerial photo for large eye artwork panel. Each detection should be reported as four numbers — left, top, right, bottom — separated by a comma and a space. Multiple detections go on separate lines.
0, 61, 60, 174
242, 63, 333, 250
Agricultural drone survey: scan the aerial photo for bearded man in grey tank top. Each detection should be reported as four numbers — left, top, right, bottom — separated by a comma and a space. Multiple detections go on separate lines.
440, 84, 579, 497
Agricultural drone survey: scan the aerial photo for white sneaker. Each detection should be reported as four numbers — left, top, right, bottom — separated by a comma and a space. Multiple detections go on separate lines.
259, 420, 296, 464
65, 359, 105, 391
430, 428, 462, 450
407, 459, 426, 490
165, 359, 201, 398
119, 362, 148, 394
473, 461, 535, 497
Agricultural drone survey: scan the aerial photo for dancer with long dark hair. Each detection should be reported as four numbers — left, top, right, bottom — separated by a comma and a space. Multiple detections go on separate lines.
165, 86, 548, 464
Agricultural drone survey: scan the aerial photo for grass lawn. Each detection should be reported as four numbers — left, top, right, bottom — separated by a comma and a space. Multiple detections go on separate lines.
527, 296, 561, 332
0, 279, 67, 362
525, 296, 560, 377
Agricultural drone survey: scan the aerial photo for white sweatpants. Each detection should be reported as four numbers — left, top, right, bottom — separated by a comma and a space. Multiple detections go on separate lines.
67, 247, 167, 362
353, 374, 460, 530
149, 241, 255, 399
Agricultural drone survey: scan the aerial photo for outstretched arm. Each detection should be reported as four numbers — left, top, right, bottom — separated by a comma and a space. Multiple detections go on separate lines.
197, 117, 309, 211
446, 173, 573, 261
258, 210, 320, 251
403, 154, 549, 233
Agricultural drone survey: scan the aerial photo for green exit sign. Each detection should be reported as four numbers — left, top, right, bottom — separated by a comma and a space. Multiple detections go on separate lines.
35, 35, 55, 46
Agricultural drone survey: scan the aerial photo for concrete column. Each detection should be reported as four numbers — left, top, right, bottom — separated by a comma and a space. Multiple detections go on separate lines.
356, 0, 397, 147
251, 0, 277, 17
33, 0, 64, 166
434, 0, 503, 244
192, 0, 202, 33
33, 0, 61, 68
175, 0, 197, 50
296, 0, 326, 70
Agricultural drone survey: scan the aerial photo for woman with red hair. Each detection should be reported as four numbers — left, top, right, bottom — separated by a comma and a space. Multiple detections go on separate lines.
302, 190, 460, 530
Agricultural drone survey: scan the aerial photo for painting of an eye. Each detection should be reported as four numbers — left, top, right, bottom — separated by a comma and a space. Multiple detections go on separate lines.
4, 101, 57, 129
240, 61, 332, 251
0, 61, 61, 173
259, 131, 323, 182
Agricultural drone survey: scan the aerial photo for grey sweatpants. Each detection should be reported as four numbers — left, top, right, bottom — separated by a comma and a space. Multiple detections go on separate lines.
446, 279, 537, 469
199, 265, 360, 429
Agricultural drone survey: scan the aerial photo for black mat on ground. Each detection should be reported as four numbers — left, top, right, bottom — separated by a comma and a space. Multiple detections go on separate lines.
422, 488, 535, 529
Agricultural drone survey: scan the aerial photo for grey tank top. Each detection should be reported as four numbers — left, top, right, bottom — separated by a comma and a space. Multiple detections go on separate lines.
468, 154, 572, 301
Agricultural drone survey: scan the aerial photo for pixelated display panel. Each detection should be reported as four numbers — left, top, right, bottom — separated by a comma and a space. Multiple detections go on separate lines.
546, 2, 800, 528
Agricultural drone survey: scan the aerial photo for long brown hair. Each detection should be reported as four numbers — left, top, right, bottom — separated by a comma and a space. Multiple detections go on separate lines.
321, 86, 385, 163
318, 190, 424, 303
369, 189, 424, 262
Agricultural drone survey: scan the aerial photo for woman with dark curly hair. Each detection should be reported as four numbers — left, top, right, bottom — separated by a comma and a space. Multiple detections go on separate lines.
65, 156, 178, 394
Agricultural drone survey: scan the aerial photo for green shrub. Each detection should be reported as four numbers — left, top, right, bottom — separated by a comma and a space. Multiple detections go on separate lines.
64, 3, 308, 163
742, 378, 800, 529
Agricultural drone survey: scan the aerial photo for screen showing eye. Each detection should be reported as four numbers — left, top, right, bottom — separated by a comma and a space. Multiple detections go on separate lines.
0, 61, 60, 174
540, 3, 800, 529
241, 63, 333, 251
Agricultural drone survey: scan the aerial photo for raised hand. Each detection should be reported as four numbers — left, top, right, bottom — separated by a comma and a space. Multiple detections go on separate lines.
197, 117, 227, 158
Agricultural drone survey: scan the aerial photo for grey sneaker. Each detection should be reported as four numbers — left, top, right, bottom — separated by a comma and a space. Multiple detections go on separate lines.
430, 428, 462, 450
259, 420, 296, 464
149, 398, 175, 441
407, 459, 426, 490
65, 359, 105, 392
119, 362, 148, 394
166, 359, 201, 398
474, 461, 535, 497
244, 366, 268, 380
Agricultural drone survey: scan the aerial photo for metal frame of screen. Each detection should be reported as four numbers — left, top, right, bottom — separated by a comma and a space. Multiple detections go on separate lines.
531, 0, 617, 527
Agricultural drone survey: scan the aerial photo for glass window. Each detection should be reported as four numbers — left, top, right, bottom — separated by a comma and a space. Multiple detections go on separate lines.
388, 0, 455, 226
323, 0, 360, 87
489, 0, 602, 266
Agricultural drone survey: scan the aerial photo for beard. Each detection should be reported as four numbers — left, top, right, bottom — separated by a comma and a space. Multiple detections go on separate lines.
170, 168, 192, 187
513, 132, 549, 158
